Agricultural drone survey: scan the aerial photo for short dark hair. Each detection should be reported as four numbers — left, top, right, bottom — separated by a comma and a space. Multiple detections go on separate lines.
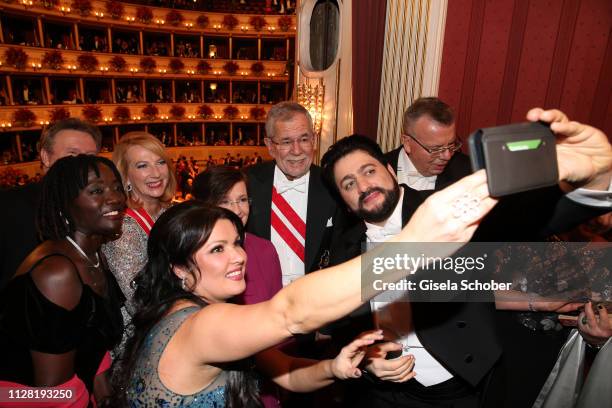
402, 97, 454, 134
321, 134, 387, 196
192, 166, 247, 205
39, 118, 103, 154
37, 155, 124, 240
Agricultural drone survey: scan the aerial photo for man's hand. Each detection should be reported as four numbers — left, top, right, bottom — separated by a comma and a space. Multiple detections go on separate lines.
578, 302, 612, 347
526, 108, 612, 191
363, 341, 416, 383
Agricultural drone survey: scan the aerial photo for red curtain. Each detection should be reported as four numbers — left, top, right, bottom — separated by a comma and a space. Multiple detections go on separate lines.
352, 1, 387, 141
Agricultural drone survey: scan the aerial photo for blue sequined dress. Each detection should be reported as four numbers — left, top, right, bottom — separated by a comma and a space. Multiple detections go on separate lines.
127, 306, 227, 407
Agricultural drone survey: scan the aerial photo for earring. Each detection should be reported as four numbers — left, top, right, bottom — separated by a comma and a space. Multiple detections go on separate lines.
126, 184, 133, 192
59, 211, 69, 225
181, 276, 187, 291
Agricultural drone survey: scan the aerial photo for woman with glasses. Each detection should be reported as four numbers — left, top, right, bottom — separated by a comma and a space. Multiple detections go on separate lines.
192, 166, 282, 305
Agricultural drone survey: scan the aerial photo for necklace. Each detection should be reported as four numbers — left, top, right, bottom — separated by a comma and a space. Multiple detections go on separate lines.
65, 235, 100, 268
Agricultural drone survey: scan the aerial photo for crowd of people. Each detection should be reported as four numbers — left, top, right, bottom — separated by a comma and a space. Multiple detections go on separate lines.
0, 98, 610, 408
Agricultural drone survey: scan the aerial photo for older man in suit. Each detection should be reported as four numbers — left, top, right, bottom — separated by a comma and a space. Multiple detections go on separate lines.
385, 97, 470, 191
247, 101, 341, 286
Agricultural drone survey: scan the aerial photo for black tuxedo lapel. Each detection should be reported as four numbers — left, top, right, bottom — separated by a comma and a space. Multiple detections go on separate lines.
305, 165, 336, 272
246, 162, 274, 239
400, 184, 431, 225
434, 152, 471, 190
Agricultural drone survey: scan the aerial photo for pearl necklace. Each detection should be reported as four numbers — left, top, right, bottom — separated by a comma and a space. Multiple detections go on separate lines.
65, 235, 100, 268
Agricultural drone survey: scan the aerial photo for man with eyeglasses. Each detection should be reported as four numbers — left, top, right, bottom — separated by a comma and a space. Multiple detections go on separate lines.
385, 97, 471, 191
247, 101, 341, 287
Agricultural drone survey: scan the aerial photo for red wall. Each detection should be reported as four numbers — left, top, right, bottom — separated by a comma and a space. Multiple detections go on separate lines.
438, 0, 612, 140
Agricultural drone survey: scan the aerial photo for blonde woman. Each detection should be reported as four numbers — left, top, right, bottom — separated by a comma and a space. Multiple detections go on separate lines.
103, 132, 177, 312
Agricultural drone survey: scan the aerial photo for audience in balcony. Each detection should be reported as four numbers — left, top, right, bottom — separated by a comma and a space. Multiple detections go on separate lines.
79, 35, 108, 52
62, 89, 83, 105
146, 41, 169, 56
175, 40, 199, 58
116, 85, 142, 103
114, 37, 139, 54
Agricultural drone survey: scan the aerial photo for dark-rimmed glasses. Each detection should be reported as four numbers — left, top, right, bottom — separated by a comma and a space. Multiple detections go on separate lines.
268, 135, 314, 152
404, 134, 462, 156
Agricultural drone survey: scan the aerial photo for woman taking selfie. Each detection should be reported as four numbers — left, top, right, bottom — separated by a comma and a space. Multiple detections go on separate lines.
115, 169, 496, 407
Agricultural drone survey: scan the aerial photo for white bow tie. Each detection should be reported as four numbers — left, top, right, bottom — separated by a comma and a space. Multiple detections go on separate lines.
276, 178, 307, 194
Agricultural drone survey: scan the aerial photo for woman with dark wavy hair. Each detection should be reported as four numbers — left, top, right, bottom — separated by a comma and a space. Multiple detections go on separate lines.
115, 169, 496, 407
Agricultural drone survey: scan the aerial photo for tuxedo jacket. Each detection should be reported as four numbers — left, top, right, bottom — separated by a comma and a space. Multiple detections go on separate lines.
246, 161, 342, 274
384, 147, 472, 190
328, 185, 501, 388
0, 182, 41, 290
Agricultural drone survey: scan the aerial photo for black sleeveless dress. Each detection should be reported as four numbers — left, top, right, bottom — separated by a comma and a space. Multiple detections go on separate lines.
0, 253, 124, 394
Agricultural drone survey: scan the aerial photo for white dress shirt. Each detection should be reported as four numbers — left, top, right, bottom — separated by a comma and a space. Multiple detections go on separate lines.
397, 148, 437, 191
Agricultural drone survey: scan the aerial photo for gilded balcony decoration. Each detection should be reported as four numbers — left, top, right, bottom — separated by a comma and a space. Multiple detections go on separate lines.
278, 15, 292, 32
197, 104, 213, 119
249, 16, 267, 32
139, 57, 156, 74
142, 104, 159, 120
105, 0, 124, 20
169, 105, 186, 119
223, 61, 239, 75
109, 55, 127, 72
71, 0, 92, 16
222, 15, 239, 30
82, 105, 103, 123
77, 53, 99, 72
49, 107, 70, 123
169, 58, 185, 74
166, 10, 184, 27
223, 105, 239, 120
136, 6, 153, 24
196, 15, 209, 29
4, 48, 28, 70
12, 108, 36, 127
251, 62, 264, 76
42, 50, 64, 70
113, 106, 131, 121
249, 106, 266, 120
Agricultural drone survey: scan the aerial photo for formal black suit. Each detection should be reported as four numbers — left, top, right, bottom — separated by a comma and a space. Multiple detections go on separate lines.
0, 182, 41, 290
329, 186, 501, 408
384, 147, 472, 190
246, 161, 342, 274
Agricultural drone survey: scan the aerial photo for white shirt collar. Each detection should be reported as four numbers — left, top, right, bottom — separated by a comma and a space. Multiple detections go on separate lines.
273, 166, 310, 194
365, 188, 404, 243
397, 148, 437, 191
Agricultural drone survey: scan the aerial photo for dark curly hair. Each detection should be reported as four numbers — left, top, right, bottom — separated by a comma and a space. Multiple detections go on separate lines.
113, 201, 262, 408
37, 155, 124, 241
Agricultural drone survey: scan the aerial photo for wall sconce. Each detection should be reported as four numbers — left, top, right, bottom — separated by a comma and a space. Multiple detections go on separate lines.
129, 67, 139, 74
103, 117, 112, 122
158, 68, 167, 74
213, 70, 222, 76
267, 26, 276, 32
31, 62, 42, 70
266, 72, 276, 77
94, 11, 104, 19
66, 64, 77, 71
240, 25, 249, 32
155, 19, 165, 25
160, 114, 169, 120
60, 5, 71, 14
99, 66, 109, 72
185, 22, 194, 28
125, 16, 136, 23
21, 0, 33, 7
213, 24, 221, 31
297, 82, 325, 137
1, 122, 13, 128
39, 120, 50, 126
240, 71, 248, 76
187, 114, 196, 120
240, 114, 248, 120
214, 114, 222, 120
131, 116, 141, 121
187, 69, 195, 75
209, 82, 217, 91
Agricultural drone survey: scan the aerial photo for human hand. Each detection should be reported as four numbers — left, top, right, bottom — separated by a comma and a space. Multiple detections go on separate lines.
400, 170, 498, 244
578, 302, 612, 347
330, 330, 384, 379
363, 341, 416, 383
526, 108, 612, 190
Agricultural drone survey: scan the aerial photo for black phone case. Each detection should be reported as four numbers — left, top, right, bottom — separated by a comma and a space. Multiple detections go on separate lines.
469, 122, 558, 197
